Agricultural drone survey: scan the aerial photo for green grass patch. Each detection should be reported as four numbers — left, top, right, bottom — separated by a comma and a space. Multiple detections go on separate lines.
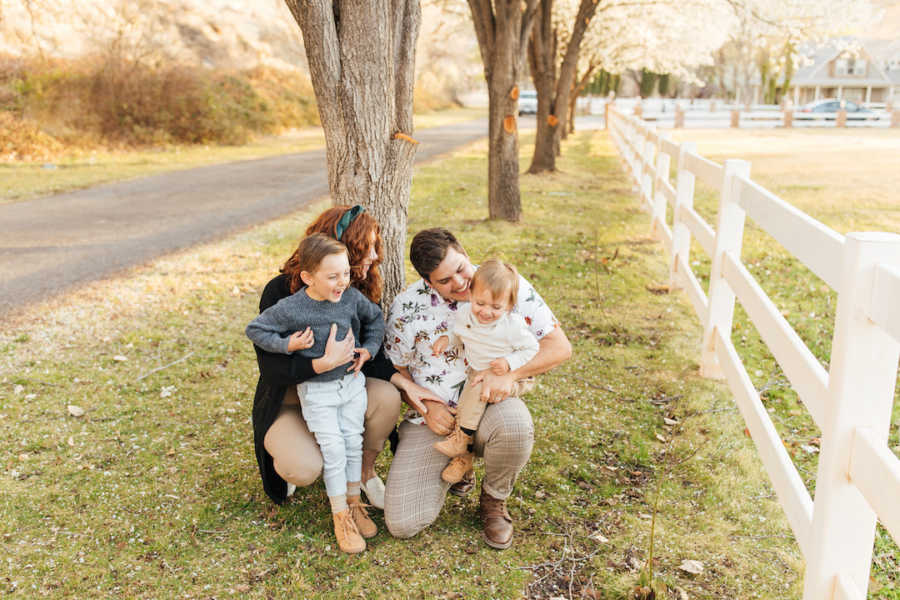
0, 128, 896, 598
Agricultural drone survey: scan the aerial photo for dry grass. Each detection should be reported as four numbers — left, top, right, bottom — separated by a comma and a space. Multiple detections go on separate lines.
0, 127, 896, 599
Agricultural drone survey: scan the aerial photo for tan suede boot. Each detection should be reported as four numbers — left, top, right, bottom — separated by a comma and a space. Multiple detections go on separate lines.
348, 497, 377, 539
441, 452, 474, 483
332, 509, 366, 554
434, 426, 473, 458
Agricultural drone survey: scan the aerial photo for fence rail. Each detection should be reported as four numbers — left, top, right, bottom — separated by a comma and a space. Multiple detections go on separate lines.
608, 107, 900, 599
596, 97, 900, 129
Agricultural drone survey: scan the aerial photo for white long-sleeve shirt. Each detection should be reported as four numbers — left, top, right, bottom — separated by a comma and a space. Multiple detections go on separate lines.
452, 304, 539, 372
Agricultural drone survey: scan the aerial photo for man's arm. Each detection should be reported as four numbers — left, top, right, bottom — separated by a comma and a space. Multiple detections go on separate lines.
476, 326, 572, 402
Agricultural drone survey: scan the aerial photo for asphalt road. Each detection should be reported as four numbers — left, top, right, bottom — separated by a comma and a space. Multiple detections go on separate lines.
0, 115, 606, 319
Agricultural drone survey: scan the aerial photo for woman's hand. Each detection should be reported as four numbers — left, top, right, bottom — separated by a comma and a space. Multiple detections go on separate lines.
348, 348, 371, 373
422, 399, 456, 436
472, 369, 516, 404
311, 324, 355, 374
287, 327, 314, 352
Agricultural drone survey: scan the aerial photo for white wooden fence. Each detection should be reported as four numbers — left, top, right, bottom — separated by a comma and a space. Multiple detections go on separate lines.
607, 106, 900, 599
596, 98, 899, 129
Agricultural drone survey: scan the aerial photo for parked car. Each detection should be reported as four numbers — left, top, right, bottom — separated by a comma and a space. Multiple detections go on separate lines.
798, 99, 875, 120
518, 90, 538, 115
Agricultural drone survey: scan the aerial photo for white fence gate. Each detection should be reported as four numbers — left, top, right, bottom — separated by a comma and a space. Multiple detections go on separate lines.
608, 107, 900, 599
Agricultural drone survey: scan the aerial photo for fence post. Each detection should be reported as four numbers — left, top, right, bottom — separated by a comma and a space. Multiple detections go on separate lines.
605, 101, 611, 130
802, 233, 900, 599
669, 142, 697, 289
891, 110, 900, 128
674, 104, 685, 129
634, 99, 643, 118
641, 129, 656, 209
651, 135, 671, 239
783, 109, 793, 128
710, 100, 717, 113
836, 109, 847, 128
700, 159, 752, 378
730, 109, 740, 128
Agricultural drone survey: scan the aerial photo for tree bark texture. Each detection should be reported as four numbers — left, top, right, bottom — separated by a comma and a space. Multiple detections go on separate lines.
284, 0, 420, 307
527, 0, 599, 173
468, 0, 539, 222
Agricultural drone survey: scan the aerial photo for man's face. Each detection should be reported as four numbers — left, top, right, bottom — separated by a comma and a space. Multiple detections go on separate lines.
427, 246, 476, 302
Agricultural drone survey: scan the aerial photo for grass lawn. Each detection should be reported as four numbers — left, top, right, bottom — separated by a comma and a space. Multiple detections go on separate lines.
1, 127, 897, 598
0, 106, 484, 205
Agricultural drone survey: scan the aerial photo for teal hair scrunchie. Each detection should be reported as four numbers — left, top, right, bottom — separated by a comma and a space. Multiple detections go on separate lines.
335, 205, 365, 241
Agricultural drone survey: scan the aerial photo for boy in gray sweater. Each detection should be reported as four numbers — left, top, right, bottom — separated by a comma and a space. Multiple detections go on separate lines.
245, 234, 384, 554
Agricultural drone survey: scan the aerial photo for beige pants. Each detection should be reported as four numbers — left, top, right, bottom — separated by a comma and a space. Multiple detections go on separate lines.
457, 374, 535, 431
263, 377, 401, 488
384, 396, 534, 539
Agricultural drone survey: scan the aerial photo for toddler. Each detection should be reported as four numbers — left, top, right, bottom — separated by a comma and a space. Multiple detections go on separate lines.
430, 259, 539, 484
246, 233, 384, 554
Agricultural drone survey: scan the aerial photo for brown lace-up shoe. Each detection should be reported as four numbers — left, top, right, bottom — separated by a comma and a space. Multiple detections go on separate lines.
448, 468, 476, 497
434, 426, 473, 458
332, 509, 366, 554
348, 498, 378, 538
479, 489, 513, 550
442, 452, 474, 483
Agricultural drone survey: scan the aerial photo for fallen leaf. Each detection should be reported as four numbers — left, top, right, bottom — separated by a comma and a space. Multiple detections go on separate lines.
679, 559, 704, 575
655, 433, 667, 443
68, 405, 85, 417
673, 586, 689, 600
235, 584, 250, 593
663, 417, 678, 426
535, 490, 546, 499
589, 531, 609, 543
112, 355, 128, 362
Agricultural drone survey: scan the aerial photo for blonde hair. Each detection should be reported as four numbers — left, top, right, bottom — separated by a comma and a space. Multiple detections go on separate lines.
471, 259, 518, 308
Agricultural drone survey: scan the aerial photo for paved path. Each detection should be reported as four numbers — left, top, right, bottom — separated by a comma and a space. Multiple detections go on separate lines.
0, 119, 495, 318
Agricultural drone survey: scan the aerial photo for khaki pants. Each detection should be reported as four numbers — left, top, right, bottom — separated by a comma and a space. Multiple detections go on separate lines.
263, 377, 401, 488
384, 396, 534, 539
457, 374, 535, 431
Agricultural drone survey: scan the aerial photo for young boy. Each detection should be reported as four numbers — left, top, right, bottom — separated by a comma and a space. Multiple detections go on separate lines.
430, 259, 540, 483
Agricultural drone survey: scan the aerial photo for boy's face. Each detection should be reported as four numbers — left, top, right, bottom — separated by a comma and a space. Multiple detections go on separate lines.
302, 252, 351, 302
426, 247, 476, 302
470, 283, 511, 325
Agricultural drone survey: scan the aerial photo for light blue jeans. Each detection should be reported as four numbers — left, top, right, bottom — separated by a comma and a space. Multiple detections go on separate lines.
297, 372, 367, 498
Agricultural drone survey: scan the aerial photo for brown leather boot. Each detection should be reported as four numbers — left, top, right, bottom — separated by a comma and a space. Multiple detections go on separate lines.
479, 489, 513, 550
332, 509, 366, 554
348, 497, 377, 539
441, 452, 474, 483
434, 426, 473, 458
448, 468, 476, 497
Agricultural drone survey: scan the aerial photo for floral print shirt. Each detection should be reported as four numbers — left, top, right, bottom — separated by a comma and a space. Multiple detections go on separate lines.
385, 273, 559, 419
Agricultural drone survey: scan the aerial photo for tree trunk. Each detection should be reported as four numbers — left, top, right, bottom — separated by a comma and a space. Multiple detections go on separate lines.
284, 0, 420, 307
527, 0, 598, 174
468, 0, 538, 222
566, 62, 598, 138
527, 0, 558, 173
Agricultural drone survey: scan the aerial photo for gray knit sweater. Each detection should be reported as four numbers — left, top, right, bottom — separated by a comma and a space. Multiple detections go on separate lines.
245, 286, 384, 382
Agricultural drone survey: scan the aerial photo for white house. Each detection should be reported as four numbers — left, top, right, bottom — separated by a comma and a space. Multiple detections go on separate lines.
790, 38, 899, 106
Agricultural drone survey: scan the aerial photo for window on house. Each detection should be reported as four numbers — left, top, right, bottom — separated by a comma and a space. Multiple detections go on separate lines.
851, 59, 867, 75
835, 58, 849, 76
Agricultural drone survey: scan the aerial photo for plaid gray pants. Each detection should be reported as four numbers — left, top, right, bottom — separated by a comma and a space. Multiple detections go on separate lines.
384, 397, 534, 539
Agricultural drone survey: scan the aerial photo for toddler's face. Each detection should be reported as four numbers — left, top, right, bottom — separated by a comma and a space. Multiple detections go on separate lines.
470, 283, 511, 325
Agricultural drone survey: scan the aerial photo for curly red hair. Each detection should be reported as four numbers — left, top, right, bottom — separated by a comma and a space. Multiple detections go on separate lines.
281, 205, 384, 304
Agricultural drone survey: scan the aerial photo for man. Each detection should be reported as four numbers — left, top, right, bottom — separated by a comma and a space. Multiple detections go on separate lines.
383, 228, 571, 549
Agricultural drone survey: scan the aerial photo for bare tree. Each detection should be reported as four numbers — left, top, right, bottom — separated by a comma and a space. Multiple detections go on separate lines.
467, 0, 539, 222
527, 0, 600, 173
284, 0, 421, 306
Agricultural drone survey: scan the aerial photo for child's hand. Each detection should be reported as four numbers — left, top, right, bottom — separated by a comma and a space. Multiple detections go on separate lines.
287, 327, 314, 352
489, 358, 510, 375
431, 335, 450, 357
348, 348, 371, 373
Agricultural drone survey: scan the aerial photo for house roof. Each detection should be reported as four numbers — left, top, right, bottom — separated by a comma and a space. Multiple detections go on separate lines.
793, 37, 895, 86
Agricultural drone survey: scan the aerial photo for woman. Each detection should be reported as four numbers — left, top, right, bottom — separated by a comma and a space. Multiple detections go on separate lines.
251, 205, 434, 509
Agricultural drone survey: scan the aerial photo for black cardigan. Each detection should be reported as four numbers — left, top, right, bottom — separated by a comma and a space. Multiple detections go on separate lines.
251, 273, 397, 504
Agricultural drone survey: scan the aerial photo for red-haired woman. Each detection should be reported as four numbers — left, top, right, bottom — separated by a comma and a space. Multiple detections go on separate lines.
251, 205, 437, 509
